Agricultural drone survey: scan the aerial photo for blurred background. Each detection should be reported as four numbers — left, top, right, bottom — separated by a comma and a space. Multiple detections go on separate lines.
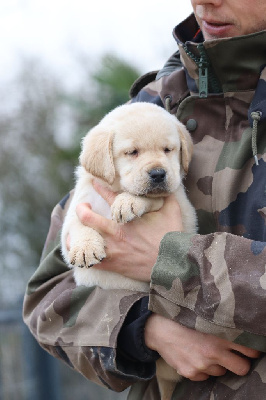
0, 1, 192, 399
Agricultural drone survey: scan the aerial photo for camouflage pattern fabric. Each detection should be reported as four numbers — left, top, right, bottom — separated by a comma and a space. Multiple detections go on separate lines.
23, 193, 154, 391
23, 13, 266, 400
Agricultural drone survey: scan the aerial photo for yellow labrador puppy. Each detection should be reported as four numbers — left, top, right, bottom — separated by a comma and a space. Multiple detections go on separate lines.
61, 102, 197, 400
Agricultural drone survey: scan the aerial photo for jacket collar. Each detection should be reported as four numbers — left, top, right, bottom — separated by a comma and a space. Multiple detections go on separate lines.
173, 14, 266, 94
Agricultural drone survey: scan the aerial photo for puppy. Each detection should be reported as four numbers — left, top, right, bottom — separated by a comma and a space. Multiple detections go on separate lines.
61, 102, 197, 400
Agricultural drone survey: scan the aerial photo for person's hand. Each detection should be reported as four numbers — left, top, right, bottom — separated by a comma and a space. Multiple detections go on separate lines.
145, 314, 261, 381
75, 179, 183, 282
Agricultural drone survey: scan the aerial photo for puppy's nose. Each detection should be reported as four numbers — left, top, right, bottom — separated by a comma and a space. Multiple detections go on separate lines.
148, 168, 166, 183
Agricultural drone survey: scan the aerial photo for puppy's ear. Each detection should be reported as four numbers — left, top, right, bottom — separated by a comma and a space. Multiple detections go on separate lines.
79, 125, 115, 185
178, 125, 193, 174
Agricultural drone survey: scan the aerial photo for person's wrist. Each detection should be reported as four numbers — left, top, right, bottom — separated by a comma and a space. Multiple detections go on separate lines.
144, 313, 162, 352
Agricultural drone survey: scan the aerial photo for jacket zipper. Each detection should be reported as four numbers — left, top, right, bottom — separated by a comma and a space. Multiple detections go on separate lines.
198, 58, 208, 98
198, 44, 209, 98
183, 43, 221, 98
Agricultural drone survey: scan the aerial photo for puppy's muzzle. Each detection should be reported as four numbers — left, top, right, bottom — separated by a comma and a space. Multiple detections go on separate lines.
148, 168, 166, 184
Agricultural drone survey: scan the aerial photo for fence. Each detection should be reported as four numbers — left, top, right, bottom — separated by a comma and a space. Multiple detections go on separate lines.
0, 301, 128, 400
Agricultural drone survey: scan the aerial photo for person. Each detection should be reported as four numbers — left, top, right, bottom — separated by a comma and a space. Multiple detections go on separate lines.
23, 0, 266, 398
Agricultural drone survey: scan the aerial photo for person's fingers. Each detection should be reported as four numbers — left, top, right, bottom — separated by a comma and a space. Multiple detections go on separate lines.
92, 179, 182, 220
190, 365, 227, 381
205, 365, 227, 377
160, 194, 181, 213
177, 364, 226, 381
76, 203, 119, 236
182, 371, 210, 382
157, 194, 183, 230
189, 372, 210, 382
219, 350, 251, 376
92, 179, 117, 206
230, 342, 261, 359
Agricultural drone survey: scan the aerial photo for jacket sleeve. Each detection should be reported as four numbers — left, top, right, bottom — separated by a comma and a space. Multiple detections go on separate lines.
22, 193, 155, 391
149, 231, 266, 351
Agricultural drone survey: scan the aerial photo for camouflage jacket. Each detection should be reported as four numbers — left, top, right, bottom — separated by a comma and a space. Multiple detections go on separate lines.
23, 13, 266, 400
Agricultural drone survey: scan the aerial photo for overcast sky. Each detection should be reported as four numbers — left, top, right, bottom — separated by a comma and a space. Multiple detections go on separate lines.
1, 0, 193, 82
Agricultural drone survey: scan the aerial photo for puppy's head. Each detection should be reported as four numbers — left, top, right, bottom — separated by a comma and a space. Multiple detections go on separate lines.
80, 103, 193, 194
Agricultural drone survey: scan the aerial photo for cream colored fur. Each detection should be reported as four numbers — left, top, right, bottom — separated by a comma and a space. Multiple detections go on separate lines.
60, 102, 197, 400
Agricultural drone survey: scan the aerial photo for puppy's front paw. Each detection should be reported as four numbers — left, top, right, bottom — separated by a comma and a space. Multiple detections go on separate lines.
69, 234, 106, 268
111, 193, 147, 223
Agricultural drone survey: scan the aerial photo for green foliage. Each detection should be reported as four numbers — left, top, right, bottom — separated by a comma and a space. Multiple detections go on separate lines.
63, 53, 140, 133
0, 53, 140, 305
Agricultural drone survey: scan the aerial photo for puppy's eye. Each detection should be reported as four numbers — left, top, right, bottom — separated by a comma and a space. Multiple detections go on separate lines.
126, 149, 138, 156
164, 147, 173, 153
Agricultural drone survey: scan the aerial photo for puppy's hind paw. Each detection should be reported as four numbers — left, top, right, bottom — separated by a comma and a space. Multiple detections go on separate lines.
68, 241, 106, 268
